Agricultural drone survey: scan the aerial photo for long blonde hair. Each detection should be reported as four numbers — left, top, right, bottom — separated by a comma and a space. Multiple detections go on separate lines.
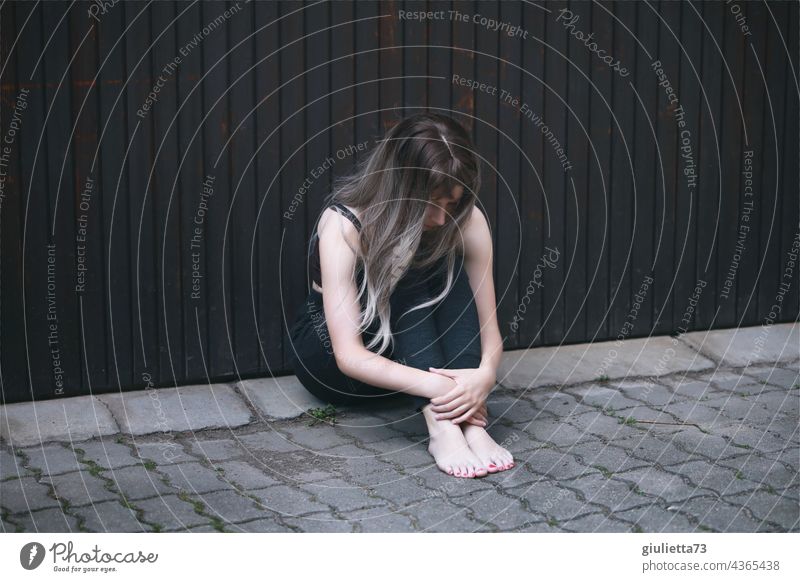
312, 112, 482, 356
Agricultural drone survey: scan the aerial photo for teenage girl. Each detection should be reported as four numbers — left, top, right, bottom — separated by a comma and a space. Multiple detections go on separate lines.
289, 112, 514, 478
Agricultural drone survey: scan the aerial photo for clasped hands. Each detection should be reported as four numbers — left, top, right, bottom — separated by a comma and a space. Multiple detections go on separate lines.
427, 365, 495, 426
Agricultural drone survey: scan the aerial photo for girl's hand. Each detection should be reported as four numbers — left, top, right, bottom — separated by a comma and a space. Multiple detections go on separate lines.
463, 402, 488, 427
428, 366, 495, 424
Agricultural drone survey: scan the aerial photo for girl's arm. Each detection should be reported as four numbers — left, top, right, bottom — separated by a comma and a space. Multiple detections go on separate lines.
317, 208, 455, 400
463, 206, 504, 380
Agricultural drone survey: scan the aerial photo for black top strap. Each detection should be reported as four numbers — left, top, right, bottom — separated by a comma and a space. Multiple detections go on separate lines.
330, 202, 362, 231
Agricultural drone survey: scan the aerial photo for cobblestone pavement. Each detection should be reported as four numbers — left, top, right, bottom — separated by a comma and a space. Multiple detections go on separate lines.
2, 361, 797, 533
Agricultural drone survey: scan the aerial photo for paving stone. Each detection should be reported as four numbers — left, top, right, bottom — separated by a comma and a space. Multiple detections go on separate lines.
14, 444, 82, 478
407, 497, 486, 531
136, 494, 210, 531
0, 450, 33, 481
522, 416, 597, 448
523, 448, 597, 481
274, 423, 356, 451
708, 378, 775, 397
778, 484, 799, 502
676, 495, 768, 532
666, 379, 717, 400
354, 511, 418, 532
133, 440, 194, 464
498, 336, 713, 390
214, 460, 282, 489
335, 423, 407, 446
558, 440, 650, 474
12, 506, 80, 533
758, 413, 799, 443
613, 504, 698, 532
505, 480, 598, 522
98, 383, 253, 436
762, 447, 800, 472
73, 440, 142, 470
655, 429, 747, 461
509, 519, 564, 532
186, 524, 219, 532
367, 476, 440, 506
702, 394, 792, 426
614, 466, 711, 503
527, 391, 596, 417
255, 450, 343, 485
374, 440, 436, 468
1, 515, 21, 532
506, 428, 560, 454
186, 438, 245, 462
110, 464, 180, 500
449, 482, 516, 505
565, 384, 643, 411
560, 511, 635, 532
680, 323, 798, 367
250, 484, 329, 516
570, 472, 656, 513
697, 369, 753, 391
230, 517, 295, 532
612, 434, 700, 467
744, 366, 800, 389
669, 460, 761, 497
659, 401, 728, 425
724, 489, 800, 531
236, 376, 327, 420
0, 396, 119, 446
238, 430, 301, 454
156, 462, 229, 495
750, 390, 800, 417
41, 471, 119, 506
342, 459, 406, 487
75, 500, 147, 532
708, 424, 790, 453
486, 394, 552, 423
611, 380, 685, 406
717, 454, 798, 489
0, 476, 59, 513
563, 410, 651, 441
300, 478, 383, 512
358, 433, 424, 456
194, 489, 274, 525
611, 406, 686, 427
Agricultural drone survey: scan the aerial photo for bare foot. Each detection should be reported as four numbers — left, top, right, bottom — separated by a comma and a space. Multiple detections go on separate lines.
422, 405, 488, 478
461, 424, 514, 473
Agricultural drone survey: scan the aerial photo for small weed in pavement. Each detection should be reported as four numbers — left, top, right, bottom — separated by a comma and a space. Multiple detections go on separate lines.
307, 404, 338, 426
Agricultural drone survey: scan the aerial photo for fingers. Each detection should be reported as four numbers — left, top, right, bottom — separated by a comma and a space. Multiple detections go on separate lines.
430, 386, 460, 405
431, 398, 467, 416
435, 402, 472, 420
452, 405, 481, 425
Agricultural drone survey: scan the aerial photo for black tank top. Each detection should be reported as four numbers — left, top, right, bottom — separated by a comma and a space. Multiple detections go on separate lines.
309, 202, 363, 288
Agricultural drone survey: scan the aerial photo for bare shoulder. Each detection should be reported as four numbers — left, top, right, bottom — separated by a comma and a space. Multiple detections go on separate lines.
463, 206, 492, 261
318, 205, 361, 250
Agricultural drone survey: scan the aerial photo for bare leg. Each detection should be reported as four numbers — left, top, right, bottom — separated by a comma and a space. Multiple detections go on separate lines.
422, 403, 488, 478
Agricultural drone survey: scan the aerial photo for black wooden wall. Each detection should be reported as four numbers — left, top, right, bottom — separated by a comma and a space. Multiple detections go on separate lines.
1, 1, 797, 404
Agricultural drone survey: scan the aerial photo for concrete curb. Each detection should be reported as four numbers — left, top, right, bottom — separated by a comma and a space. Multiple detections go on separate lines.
1, 323, 796, 447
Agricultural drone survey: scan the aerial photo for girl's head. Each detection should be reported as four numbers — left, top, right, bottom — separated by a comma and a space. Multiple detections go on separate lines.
325, 112, 483, 356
